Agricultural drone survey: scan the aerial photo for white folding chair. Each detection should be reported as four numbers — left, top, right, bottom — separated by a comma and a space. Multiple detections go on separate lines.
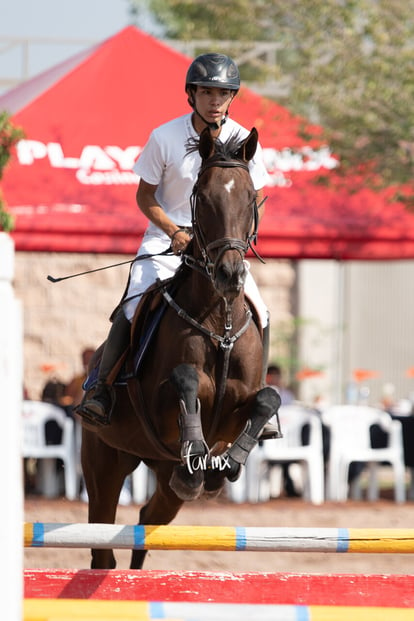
22, 400, 78, 500
243, 404, 325, 504
322, 405, 406, 503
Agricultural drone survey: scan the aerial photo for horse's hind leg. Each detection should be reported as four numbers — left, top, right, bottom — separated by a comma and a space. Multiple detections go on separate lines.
81, 428, 140, 569
130, 462, 185, 569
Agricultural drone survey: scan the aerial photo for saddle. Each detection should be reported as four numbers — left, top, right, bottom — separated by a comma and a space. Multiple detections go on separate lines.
83, 277, 179, 392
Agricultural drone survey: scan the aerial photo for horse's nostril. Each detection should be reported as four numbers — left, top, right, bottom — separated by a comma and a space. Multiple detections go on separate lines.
215, 260, 246, 291
217, 263, 232, 281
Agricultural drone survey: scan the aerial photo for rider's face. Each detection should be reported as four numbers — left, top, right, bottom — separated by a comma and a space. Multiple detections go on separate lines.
193, 86, 235, 127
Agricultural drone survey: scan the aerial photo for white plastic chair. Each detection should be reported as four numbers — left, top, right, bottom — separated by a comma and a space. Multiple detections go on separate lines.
226, 465, 249, 503
241, 404, 325, 504
322, 405, 406, 503
22, 400, 78, 500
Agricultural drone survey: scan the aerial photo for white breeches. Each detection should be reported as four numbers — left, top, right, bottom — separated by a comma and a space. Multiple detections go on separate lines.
122, 234, 269, 328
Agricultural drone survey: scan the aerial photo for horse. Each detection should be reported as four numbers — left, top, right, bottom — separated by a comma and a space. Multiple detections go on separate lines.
80, 127, 281, 570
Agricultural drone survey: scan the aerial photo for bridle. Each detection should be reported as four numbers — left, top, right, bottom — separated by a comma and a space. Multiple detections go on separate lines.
189, 157, 262, 281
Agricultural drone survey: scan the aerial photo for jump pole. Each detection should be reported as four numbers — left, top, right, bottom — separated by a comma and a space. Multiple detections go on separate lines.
24, 523, 414, 553
22, 598, 414, 621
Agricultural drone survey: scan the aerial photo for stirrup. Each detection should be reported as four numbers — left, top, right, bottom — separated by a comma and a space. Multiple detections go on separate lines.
259, 421, 282, 440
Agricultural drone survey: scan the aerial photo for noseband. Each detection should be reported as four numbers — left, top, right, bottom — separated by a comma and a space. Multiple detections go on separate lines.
189, 158, 260, 280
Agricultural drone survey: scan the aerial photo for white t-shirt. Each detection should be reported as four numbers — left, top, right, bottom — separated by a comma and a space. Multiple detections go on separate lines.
133, 113, 269, 240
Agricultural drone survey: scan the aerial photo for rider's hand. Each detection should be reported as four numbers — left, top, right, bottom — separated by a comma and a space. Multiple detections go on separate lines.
171, 229, 191, 255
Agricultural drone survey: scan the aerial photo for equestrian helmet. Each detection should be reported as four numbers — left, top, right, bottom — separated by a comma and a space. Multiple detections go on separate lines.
185, 53, 240, 92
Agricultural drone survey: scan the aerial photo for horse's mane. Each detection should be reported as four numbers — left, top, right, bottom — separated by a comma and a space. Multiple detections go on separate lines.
186, 131, 246, 162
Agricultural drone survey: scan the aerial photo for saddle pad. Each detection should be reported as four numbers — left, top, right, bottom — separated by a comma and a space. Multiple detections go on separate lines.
132, 297, 168, 377
83, 292, 170, 392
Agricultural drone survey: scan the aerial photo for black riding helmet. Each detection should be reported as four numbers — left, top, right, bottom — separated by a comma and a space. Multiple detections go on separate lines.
185, 53, 240, 129
185, 53, 240, 92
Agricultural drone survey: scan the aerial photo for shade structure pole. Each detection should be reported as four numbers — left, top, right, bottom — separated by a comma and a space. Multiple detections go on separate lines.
333, 260, 345, 405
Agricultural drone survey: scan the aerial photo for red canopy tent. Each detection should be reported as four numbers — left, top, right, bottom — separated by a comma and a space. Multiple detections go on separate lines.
1, 26, 414, 260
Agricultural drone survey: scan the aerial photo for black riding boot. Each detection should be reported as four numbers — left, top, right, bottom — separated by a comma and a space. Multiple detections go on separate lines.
258, 320, 281, 440
77, 310, 131, 426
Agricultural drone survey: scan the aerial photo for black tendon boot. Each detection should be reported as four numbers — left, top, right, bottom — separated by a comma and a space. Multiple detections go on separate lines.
258, 320, 281, 440
77, 310, 131, 426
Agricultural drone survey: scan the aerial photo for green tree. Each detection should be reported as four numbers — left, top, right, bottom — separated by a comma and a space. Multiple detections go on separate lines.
129, 0, 414, 192
0, 111, 24, 231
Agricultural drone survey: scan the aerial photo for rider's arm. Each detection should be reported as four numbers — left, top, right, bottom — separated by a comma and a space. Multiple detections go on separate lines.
136, 180, 191, 254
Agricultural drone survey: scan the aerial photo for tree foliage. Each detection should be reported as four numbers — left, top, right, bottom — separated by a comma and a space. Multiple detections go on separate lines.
129, 0, 414, 192
0, 111, 25, 231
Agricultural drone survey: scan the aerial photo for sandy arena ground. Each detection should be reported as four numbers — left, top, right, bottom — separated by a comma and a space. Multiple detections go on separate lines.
25, 494, 414, 575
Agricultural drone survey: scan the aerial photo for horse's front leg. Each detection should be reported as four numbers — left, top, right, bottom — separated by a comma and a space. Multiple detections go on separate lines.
226, 386, 282, 479
168, 363, 209, 500
81, 428, 140, 569
130, 461, 185, 569
204, 387, 281, 493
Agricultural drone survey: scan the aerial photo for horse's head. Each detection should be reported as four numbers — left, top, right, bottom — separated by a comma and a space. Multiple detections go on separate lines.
190, 127, 259, 301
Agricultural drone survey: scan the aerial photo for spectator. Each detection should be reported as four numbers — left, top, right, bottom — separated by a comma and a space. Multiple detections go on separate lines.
41, 377, 66, 406
266, 364, 299, 497
266, 364, 295, 406
41, 377, 67, 444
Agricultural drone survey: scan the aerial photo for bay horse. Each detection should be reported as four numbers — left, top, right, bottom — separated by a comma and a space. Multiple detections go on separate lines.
80, 127, 281, 569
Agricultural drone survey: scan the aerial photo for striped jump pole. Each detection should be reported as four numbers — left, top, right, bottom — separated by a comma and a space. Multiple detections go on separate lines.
24, 523, 414, 553
23, 598, 414, 621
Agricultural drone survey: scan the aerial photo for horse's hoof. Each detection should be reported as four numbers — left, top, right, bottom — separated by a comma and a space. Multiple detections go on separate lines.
169, 465, 204, 501
203, 469, 226, 495
203, 486, 224, 499
226, 460, 242, 483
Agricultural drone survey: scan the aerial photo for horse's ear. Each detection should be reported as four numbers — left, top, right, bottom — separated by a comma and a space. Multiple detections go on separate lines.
238, 127, 258, 162
198, 127, 215, 161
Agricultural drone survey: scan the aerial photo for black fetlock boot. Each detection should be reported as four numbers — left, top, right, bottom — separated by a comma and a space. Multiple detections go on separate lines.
258, 319, 280, 440
76, 310, 131, 426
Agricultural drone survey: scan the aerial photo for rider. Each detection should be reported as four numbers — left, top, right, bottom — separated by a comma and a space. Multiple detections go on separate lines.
77, 53, 274, 433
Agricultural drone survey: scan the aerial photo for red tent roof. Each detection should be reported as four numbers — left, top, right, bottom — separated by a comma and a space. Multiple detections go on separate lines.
1, 26, 414, 260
